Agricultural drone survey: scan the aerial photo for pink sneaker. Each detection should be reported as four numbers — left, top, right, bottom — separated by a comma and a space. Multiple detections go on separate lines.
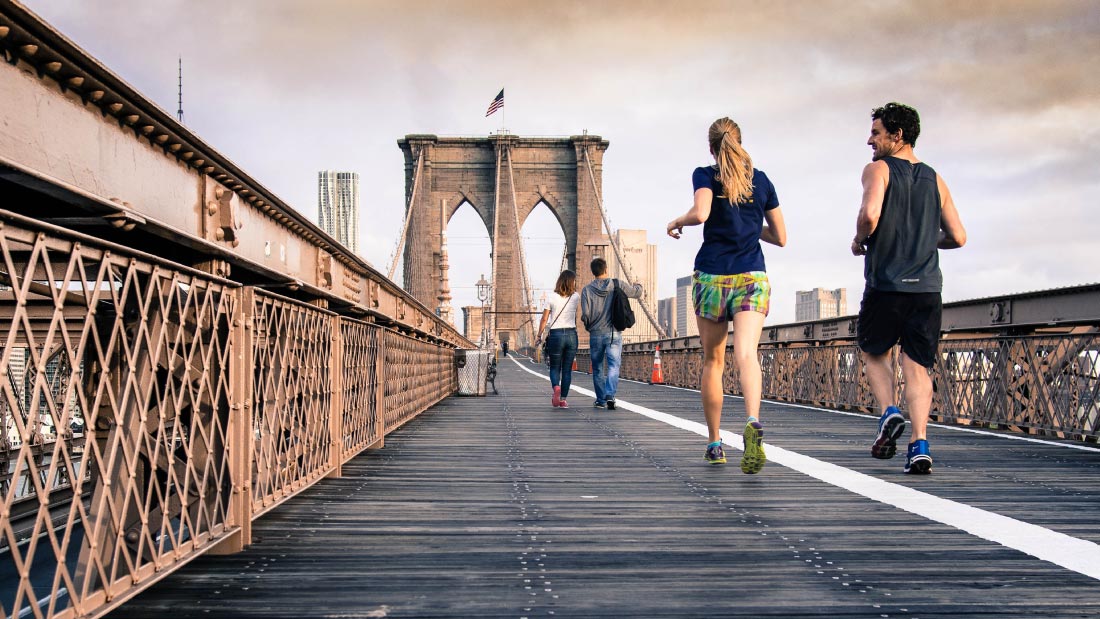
558, 399, 568, 409
552, 385, 561, 407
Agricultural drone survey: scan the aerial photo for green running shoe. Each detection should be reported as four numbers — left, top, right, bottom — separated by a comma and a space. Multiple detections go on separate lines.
741, 421, 766, 474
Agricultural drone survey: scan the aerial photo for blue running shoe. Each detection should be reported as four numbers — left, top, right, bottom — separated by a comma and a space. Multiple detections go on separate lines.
904, 439, 932, 474
871, 406, 906, 459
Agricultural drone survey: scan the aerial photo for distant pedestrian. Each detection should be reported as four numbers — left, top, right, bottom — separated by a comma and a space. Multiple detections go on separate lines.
666, 117, 787, 472
535, 270, 580, 409
580, 257, 642, 410
852, 102, 966, 474
501, 340, 509, 357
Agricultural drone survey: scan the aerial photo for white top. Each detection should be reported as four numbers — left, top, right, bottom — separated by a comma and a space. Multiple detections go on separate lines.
545, 292, 579, 330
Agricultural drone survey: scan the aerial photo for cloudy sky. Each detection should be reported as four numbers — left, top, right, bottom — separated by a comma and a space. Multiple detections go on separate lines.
21, 0, 1100, 329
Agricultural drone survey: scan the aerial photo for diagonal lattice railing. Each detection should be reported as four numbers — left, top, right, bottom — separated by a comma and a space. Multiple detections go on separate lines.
0, 214, 460, 619
0, 218, 238, 619
581, 333, 1100, 441
383, 330, 457, 433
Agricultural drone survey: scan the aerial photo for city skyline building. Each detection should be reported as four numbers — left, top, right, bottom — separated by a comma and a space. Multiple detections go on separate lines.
675, 275, 699, 338
317, 171, 360, 254
609, 229, 658, 344
658, 296, 676, 339
796, 287, 848, 321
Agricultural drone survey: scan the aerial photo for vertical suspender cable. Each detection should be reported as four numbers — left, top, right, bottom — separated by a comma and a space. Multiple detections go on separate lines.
582, 147, 667, 338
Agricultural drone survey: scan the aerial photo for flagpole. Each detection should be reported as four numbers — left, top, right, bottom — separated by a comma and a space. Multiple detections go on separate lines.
501, 89, 506, 135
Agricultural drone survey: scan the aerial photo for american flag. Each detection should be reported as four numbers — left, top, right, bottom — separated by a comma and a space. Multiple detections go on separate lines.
485, 89, 504, 117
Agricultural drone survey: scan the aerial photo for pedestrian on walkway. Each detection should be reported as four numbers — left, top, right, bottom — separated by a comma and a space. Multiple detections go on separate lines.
666, 117, 787, 472
853, 102, 966, 475
535, 270, 580, 409
580, 257, 642, 410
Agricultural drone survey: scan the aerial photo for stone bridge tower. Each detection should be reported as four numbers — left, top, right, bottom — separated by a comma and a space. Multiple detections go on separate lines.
397, 134, 609, 349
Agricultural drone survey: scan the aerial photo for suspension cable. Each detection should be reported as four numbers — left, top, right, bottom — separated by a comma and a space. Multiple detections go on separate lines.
582, 147, 667, 338
386, 150, 424, 281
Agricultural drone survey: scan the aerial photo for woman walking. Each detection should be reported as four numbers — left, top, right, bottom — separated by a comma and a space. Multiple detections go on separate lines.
535, 270, 580, 408
666, 117, 787, 473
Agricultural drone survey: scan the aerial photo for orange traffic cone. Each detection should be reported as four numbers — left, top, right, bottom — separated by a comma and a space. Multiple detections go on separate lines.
650, 346, 665, 384
572, 358, 578, 371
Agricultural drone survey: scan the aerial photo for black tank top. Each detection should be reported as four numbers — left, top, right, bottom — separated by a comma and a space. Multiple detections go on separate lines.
864, 156, 943, 293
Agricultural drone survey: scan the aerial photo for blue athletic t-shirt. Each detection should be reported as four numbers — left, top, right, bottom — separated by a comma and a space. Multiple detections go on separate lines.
691, 165, 779, 275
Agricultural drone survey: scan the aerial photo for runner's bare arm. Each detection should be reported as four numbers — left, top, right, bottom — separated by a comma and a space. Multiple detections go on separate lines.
667, 188, 713, 239
760, 206, 787, 247
852, 161, 888, 256
937, 174, 967, 249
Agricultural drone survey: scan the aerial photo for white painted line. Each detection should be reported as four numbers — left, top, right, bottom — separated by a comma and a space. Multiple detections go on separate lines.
517, 357, 1100, 453
508, 356, 1100, 581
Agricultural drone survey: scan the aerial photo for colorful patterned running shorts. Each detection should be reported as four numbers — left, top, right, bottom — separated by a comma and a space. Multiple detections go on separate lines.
692, 270, 771, 321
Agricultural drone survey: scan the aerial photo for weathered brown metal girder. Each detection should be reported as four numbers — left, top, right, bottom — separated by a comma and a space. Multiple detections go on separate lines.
0, 1, 469, 348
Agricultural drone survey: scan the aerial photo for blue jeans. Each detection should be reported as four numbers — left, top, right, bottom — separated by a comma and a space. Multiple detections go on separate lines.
588, 330, 622, 404
546, 328, 578, 397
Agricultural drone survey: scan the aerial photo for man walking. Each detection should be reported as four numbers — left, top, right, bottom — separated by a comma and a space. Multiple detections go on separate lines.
581, 257, 643, 410
852, 102, 966, 474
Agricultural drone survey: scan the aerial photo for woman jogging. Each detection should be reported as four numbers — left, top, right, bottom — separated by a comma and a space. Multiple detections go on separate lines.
535, 270, 580, 409
666, 117, 787, 472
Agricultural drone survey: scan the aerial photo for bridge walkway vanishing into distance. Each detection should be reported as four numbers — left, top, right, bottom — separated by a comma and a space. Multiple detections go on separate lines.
110, 358, 1100, 619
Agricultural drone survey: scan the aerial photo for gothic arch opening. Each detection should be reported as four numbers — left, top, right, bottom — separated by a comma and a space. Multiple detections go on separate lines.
445, 200, 492, 340
520, 200, 567, 314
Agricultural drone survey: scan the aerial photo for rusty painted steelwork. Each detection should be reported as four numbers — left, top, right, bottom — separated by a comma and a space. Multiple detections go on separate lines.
0, 209, 461, 619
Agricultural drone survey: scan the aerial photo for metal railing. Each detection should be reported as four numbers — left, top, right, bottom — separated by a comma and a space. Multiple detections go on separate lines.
0, 214, 460, 619
577, 316, 1100, 442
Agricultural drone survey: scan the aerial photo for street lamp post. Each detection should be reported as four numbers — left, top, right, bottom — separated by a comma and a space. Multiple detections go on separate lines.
476, 274, 491, 350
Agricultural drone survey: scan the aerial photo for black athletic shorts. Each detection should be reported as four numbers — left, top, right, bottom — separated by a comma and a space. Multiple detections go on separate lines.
856, 288, 942, 368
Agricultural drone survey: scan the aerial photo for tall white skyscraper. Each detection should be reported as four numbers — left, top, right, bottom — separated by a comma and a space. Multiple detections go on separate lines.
318, 171, 360, 254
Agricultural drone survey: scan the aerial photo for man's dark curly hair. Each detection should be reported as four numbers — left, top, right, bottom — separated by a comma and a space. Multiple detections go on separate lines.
871, 102, 921, 147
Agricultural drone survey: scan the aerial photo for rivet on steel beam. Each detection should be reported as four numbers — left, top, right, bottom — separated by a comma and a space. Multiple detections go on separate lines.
19, 44, 38, 56
87, 90, 104, 101
123, 114, 140, 124
107, 102, 123, 114
155, 134, 169, 143
66, 76, 84, 87
203, 166, 215, 173
192, 158, 205, 167
180, 151, 194, 160
44, 61, 61, 73
215, 173, 227, 180
168, 143, 181, 152
140, 125, 155, 135
0, 26, 9, 38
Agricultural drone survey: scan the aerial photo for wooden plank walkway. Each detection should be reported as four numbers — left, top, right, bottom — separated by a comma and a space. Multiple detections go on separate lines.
112, 357, 1100, 618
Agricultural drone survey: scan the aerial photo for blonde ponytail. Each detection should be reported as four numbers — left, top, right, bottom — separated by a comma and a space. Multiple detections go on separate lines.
708, 118, 754, 204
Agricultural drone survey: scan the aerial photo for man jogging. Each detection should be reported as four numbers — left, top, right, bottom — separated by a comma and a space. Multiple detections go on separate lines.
852, 102, 966, 475
580, 257, 643, 410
